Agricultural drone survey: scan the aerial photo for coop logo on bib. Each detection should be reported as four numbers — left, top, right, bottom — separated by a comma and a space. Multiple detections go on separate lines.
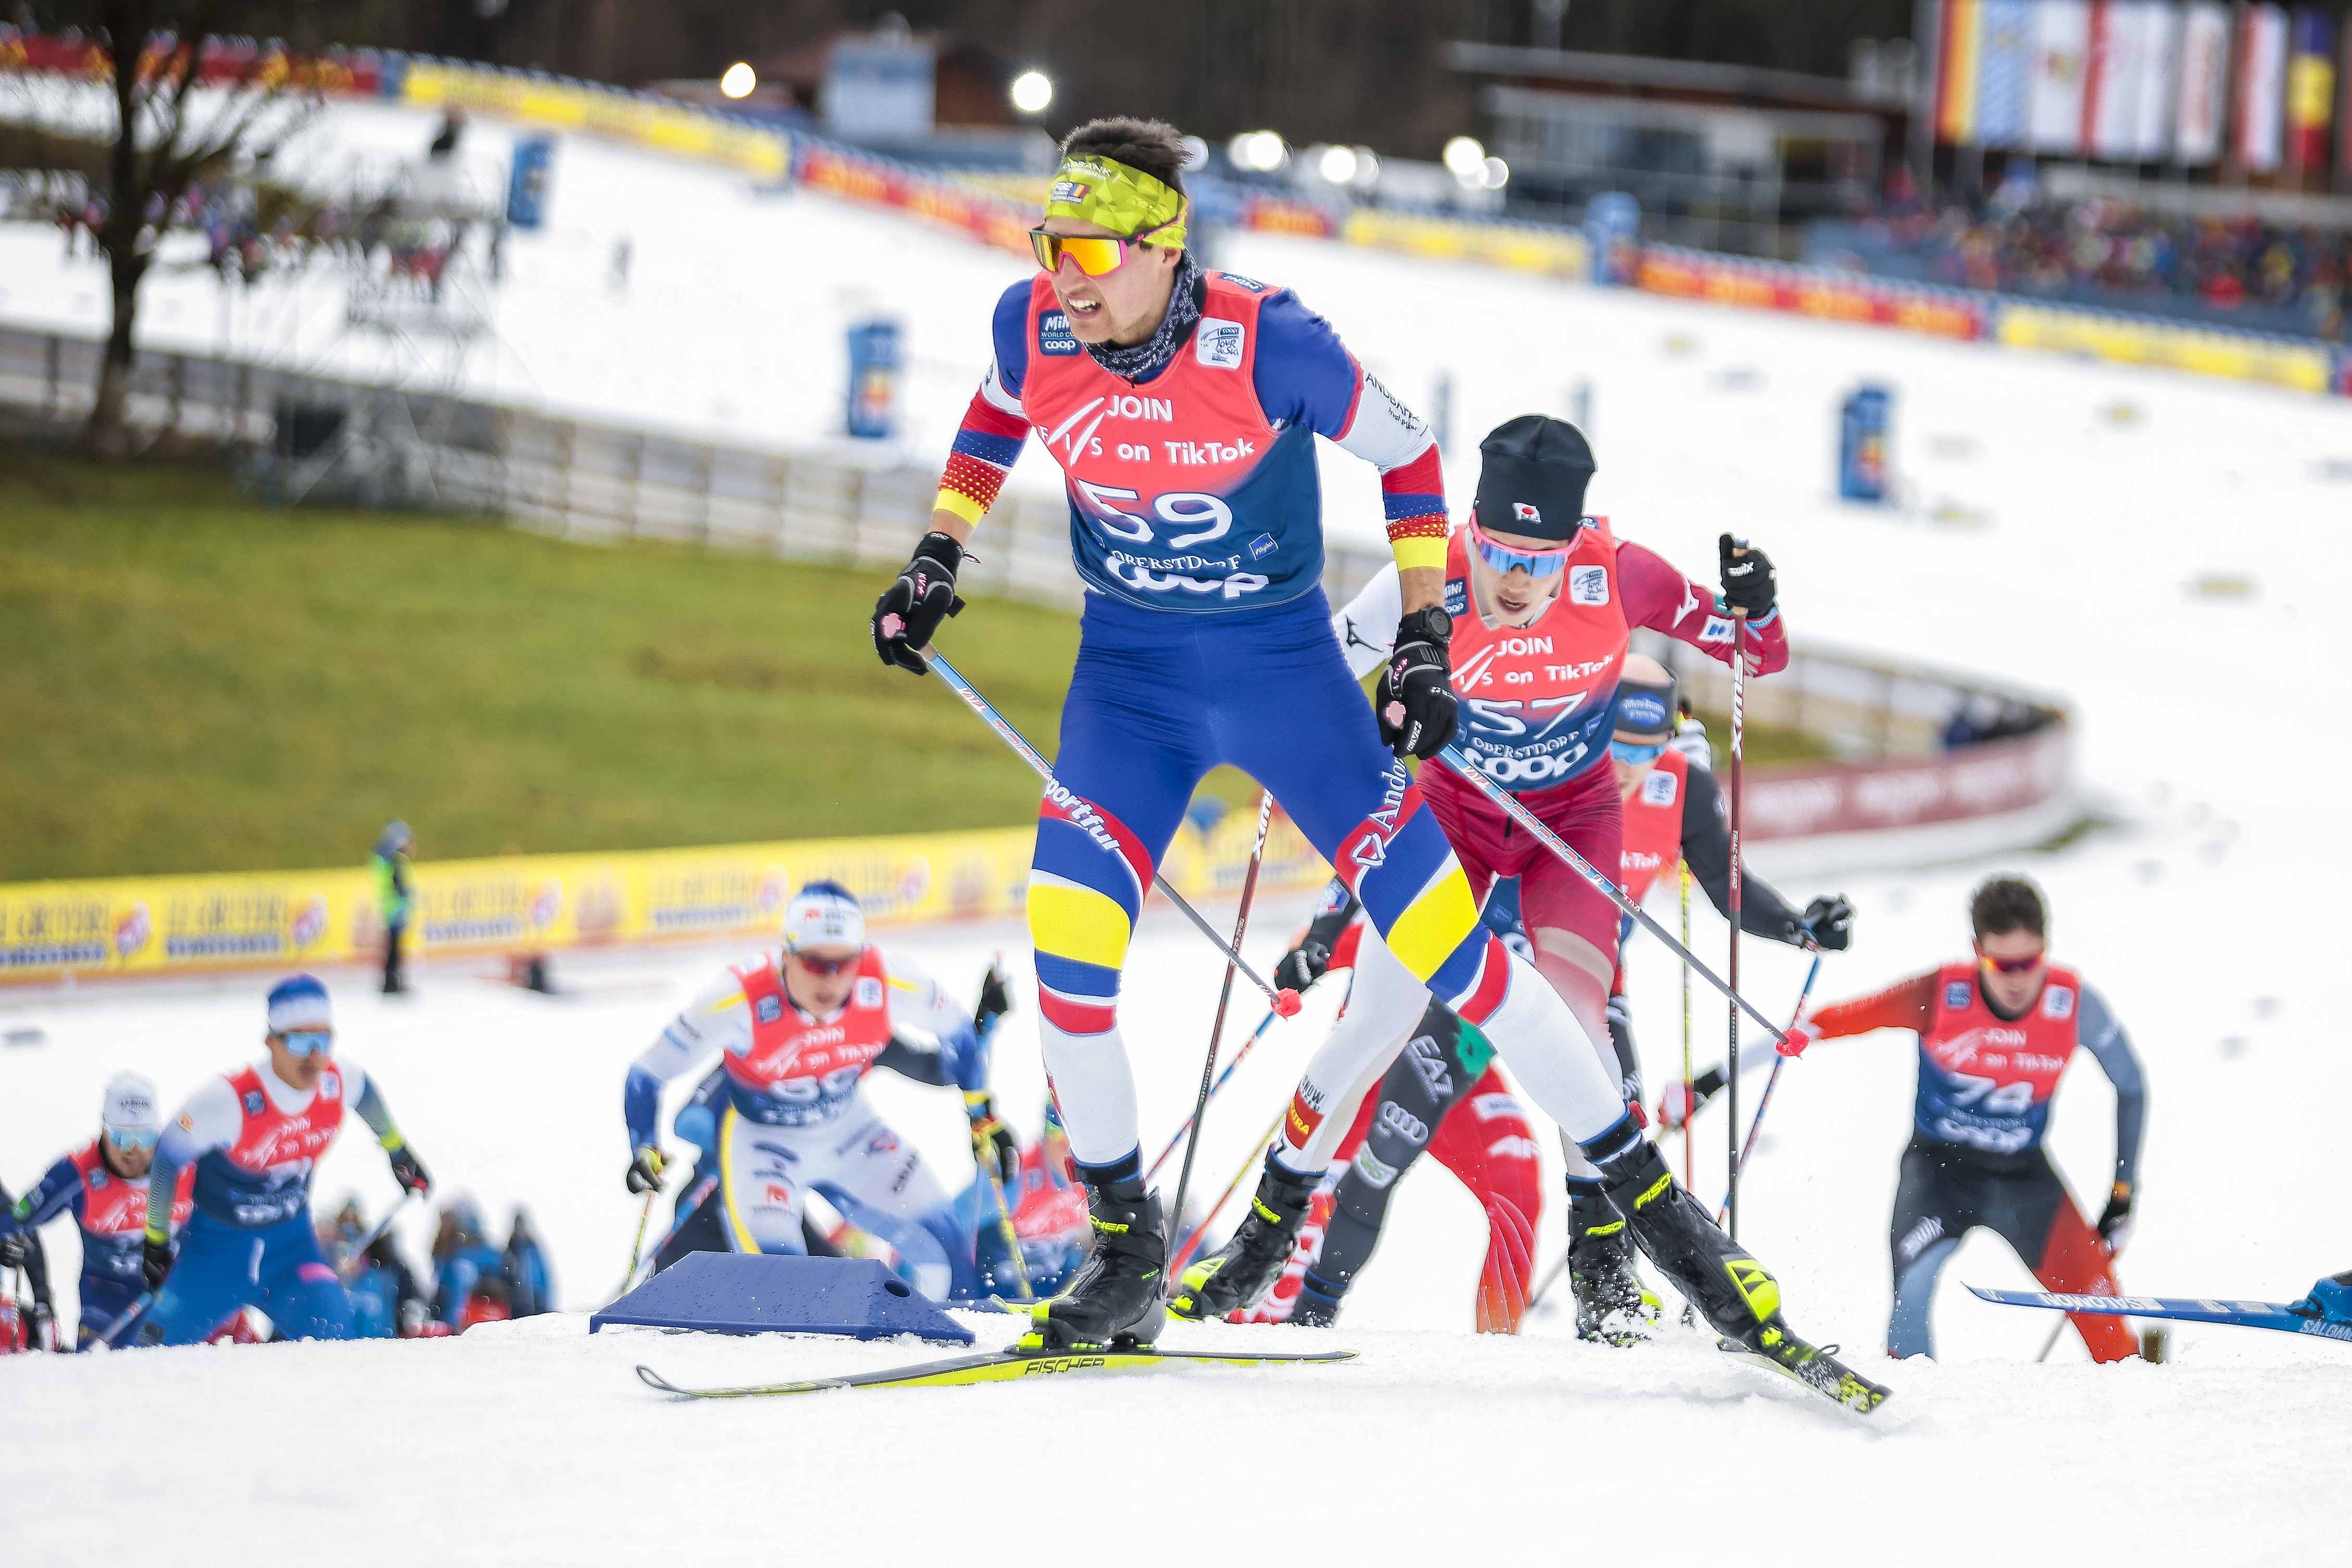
1639, 770, 1678, 807
855, 976, 884, 1009
1196, 320, 1245, 369
1039, 310, 1079, 356
2042, 986, 2075, 1020
755, 994, 783, 1024
1945, 981, 1973, 1010
1570, 565, 1609, 605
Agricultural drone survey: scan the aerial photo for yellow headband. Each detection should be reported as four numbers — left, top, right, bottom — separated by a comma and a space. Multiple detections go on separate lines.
1044, 154, 1188, 249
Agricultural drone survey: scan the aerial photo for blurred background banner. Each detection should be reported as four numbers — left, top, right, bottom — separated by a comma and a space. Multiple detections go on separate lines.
0, 815, 1331, 987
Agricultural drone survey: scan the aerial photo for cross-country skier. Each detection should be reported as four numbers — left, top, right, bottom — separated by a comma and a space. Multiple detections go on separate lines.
1768, 876, 2144, 1361
0, 1073, 194, 1348
1264, 663, 1851, 1343
619, 882, 1021, 1301
137, 975, 433, 1346
1238, 882, 1544, 1333
874, 116, 1874, 1405
1183, 422, 1796, 1327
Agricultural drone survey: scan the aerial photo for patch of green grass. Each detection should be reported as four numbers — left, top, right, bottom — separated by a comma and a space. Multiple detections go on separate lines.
0, 446, 1081, 880
1686, 704, 1836, 769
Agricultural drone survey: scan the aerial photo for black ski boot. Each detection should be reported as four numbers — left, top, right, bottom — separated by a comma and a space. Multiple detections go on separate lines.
1593, 1134, 1888, 1412
1021, 1176, 1166, 1351
1169, 1152, 1320, 1320
1565, 1176, 1659, 1347
1287, 1271, 1346, 1327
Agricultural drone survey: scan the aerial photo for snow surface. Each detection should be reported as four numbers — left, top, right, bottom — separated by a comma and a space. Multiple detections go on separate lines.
5, 92, 2352, 1564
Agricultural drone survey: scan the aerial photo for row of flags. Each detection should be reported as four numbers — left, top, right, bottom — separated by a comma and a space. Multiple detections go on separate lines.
1931, 1, 2347, 174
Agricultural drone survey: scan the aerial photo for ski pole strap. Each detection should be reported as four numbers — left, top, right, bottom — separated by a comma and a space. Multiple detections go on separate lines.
1433, 747, 1788, 1047
929, 654, 1296, 1012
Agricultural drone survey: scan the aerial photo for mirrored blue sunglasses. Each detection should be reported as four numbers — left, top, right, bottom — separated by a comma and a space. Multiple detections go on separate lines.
281, 1028, 334, 1058
1610, 739, 1666, 767
1467, 515, 1571, 578
104, 1126, 161, 1150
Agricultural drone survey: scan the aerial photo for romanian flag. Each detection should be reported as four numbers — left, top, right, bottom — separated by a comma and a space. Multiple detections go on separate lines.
2284, 8, 2336, 174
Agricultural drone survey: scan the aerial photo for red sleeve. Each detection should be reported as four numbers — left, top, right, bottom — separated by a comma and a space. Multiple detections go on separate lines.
1329, 919, 1365, 974
1803, 972, 1936, 1042
1616, 540, 1790, 678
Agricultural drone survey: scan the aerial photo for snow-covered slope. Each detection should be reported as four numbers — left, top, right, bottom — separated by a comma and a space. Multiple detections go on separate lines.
5, 92, 2351, 1564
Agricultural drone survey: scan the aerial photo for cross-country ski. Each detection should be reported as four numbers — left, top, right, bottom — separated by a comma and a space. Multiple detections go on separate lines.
635, 1341, 1359, 1399
1967, 1284, 2352, 1344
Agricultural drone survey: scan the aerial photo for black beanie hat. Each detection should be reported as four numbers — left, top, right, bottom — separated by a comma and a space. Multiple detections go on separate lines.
1472, 416, 1596, 543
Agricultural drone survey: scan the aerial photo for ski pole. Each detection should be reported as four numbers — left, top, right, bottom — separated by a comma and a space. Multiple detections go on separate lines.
1433, 747, 1788, 1045
1142, 1007, 1278, 1184
1167, 790, 1273, 1274
1680, 863, 1694, 1190
1168, 1105, 1288, 1276
1715, 950, 1822, 1224
96, 1289, 154, 1348
614, 1172, 721, 1299
1526, 1252, 1569, 1314
2034, 1316, 2068, 1362
979, 1153, 1034, 1302
1727, 607, 1747, 1241
339, 1188, 421, 1282
619, 1185, 659, 1297
927, 654, 1303, 1019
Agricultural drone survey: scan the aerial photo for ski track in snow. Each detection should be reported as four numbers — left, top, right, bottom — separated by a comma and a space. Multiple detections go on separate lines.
5, 94, 2352, 1564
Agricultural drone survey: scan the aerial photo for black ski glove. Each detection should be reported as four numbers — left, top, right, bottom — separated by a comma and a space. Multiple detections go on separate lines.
968, 1096, 1021, 1187
972, 963, 1013, 1043
872, 531, 966, 675
2097, 1183, 2135, 1254
626, 1146, 667, 1195
1273, 937, 1334, 994
1378, 607, 1457, 760
0, 1230, 27, 1271
1718, 534, 1776, 618
1800, 894, 1855, 951
1656, 1065, 1728, 1130
142, 1233, 175, 1291
387, 1144, 432, 1199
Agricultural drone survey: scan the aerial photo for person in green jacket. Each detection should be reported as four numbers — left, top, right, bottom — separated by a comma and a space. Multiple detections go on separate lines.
370, 821, 414, 994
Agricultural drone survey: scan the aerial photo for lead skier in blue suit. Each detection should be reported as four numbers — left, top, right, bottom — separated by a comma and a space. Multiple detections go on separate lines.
870, 116, 1863, 1399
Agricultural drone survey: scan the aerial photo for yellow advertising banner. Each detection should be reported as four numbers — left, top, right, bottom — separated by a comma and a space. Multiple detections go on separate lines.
396, 60, 791, 181
1995, 304, 2335, 394
0, 814, 1331, 986
1341, 207, 1591, 280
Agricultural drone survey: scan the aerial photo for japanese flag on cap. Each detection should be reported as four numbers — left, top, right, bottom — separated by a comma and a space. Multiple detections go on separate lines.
101, 1071, 162, 1133
783, 881, 866, 951
266, 973, 334, 1033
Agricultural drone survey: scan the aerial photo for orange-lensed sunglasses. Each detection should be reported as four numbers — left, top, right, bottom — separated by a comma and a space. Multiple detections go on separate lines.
1029, 221, 1178, 278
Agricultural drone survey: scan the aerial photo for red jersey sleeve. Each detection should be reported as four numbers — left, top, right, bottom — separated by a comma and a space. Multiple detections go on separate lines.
1616, 539, 1790, 678
1801, 972, 1937, 1042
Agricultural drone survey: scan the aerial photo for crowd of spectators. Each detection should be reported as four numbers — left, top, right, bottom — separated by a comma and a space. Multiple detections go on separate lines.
1831, 169, 2352, 342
